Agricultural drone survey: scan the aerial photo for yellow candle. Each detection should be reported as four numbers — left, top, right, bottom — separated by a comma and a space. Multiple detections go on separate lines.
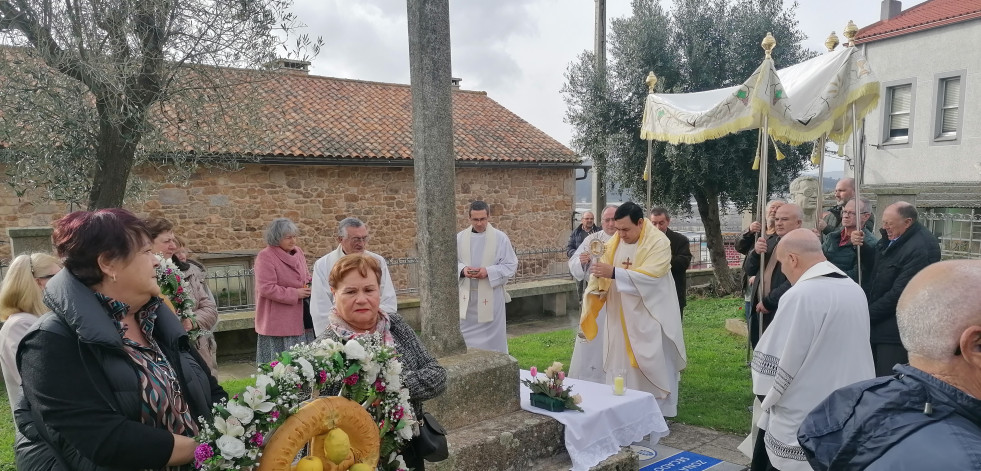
613, 376, 625, 395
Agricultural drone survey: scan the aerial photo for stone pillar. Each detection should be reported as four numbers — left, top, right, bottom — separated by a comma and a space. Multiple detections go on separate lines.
407, 0, 467, 357
7, 227, 54, 257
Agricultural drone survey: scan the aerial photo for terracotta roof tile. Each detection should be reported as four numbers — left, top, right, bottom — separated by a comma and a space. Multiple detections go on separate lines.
855, 0, 981, 43
154, 69, 580, 164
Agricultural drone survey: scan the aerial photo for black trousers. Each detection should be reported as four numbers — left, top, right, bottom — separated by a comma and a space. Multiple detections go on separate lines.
871, 343, 908, 377
750, 429, 781, 471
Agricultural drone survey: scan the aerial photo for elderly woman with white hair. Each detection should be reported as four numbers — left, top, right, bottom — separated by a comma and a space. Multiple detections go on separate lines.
254, 218, 313, 364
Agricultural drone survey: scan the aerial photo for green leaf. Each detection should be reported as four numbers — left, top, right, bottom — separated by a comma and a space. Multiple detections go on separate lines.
345, 362, 361, 377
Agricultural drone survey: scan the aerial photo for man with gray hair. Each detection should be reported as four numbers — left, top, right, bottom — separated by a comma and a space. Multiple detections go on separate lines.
310, 217, 397, 336
799, 260, 981, 469
852, 201, 940, 376
822, 197, 876, 282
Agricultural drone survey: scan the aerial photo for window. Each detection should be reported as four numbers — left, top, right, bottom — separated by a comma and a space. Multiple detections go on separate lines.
933, 72, 965, 142
885, 84, 911, 142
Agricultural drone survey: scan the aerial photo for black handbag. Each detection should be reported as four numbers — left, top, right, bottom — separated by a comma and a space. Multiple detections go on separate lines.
413, 412, 449, 462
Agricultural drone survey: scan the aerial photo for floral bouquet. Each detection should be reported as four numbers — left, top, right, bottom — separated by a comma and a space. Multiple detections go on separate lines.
194, 335, 417, 471
156, 255, 199, 341
522, 361, 584, 412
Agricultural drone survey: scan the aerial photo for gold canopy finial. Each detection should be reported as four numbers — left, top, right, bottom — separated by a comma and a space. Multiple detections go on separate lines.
843, 20, 858, 47
825, 31, 840, 51
646, 72, 658, 93
762, 32, 776, 59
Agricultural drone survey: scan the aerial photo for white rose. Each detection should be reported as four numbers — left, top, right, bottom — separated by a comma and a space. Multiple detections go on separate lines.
398, 425, 415, 441
387, 374, 402, 392
271, 362, 288, 378
216, 435, 247, 459
362, 361, 380, 384
296, 357, 316, 383
344, 340, 368, 361
226, 401, 254, 425
385, 360, 403, 377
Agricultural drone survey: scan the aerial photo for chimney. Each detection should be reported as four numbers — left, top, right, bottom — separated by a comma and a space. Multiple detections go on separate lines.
881, 0, 902, 21
451, 77, 462, 89
264, 58, 311, 74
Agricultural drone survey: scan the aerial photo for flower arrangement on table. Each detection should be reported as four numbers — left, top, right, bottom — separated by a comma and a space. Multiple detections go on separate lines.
194, 335, 418, 471
155, 255, 200, 341
522, 361, 584, 412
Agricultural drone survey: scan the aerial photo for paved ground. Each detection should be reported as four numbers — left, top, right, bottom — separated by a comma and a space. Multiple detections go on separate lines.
217, 313, 750, 470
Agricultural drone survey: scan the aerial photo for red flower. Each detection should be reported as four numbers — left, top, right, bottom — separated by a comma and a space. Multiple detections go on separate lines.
343, 373, 360, 385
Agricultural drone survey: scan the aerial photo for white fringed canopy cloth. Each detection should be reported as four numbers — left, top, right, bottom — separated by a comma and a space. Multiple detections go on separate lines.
640, 46, 879, 146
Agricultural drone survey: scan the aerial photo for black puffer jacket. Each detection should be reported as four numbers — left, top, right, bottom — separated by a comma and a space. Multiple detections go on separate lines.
865, 223, 941, 343
15, 270, 226, 470
799, 364, 981, 470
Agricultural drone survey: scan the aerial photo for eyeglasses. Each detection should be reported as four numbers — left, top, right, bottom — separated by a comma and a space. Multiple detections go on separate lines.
346, 236, 370, 243
841, 211, 870, 216
602, 218, 615, 222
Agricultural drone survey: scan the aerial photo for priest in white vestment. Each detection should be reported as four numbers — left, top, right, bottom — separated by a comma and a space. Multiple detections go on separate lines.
311, 218, 397, 336
580, 202, 687, 416
751, 229, 874, 471
568, 205, 617, 383
457, 201, 518, 353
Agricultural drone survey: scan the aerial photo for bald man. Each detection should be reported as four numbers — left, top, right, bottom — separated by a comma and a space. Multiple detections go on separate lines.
799, 261, 981, 470
750, 229, 874, 471
821, 178, 874, 235
853, 201, 941, 376
744, 203, 803, 347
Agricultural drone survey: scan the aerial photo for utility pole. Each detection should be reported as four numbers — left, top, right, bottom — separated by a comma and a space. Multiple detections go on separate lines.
591, 0, 607, 215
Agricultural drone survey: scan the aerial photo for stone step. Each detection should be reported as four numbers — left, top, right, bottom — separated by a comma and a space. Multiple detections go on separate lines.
426, 410, 564, 471
528, 448, 638, 471
426, 410, 638, 471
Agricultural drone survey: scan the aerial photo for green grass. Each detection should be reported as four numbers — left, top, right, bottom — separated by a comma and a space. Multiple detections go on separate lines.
220, 377, 257, 397
0, 387, 12, 469
507, 296, 753, 434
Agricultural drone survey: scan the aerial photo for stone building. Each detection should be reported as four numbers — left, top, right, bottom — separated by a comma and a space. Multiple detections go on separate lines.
0, 63, 582, 273
855, 0, 981, 257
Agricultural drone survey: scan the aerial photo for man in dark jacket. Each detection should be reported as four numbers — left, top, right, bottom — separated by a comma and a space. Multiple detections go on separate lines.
822, 197, 876, 283
852, 201, 940, 376
744, 203, 802, 347
650, 207, 692, 313
798, 260, 981, 470
566, 211, 600, 257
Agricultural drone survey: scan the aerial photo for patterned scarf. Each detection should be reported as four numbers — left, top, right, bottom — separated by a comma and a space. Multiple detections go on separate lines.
96, 292, 200, 467
326, 307, 395, 346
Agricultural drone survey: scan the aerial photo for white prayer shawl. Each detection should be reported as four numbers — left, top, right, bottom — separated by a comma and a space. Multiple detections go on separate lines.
568, 231, 614, 383
751, 260, 875, 471
567, 231, 614, 281
457, 225, 517, 353
310, 246, 398, 337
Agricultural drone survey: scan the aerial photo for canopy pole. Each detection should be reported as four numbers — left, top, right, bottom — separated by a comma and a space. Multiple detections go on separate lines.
851, 103, 863, 286
756, 116, 770, 343
646, 139, 653, 211
816, 134, 827, 231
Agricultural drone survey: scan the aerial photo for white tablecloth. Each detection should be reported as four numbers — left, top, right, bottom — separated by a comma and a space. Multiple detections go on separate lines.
519, 370, 669, 471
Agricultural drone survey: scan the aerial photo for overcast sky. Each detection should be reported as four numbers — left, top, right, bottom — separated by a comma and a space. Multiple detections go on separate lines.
289, 0, 927, 172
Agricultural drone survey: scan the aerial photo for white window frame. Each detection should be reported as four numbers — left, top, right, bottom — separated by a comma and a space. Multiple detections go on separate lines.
880, 79, 915, 148
931, 70, 966, 145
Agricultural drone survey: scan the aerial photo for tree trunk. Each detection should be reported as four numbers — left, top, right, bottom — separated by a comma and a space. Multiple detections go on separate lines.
693, 189, 738, 294
87, 114, 140, 210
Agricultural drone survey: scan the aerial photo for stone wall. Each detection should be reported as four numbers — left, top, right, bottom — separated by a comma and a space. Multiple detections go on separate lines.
0, 163, 576, 263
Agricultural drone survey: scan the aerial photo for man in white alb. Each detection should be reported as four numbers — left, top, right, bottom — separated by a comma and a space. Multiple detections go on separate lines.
310, 217, 397, 336
457, 200, 518, 353
568, 204, 617, 383
750, 229, 874, 471
580, 202, 687, 416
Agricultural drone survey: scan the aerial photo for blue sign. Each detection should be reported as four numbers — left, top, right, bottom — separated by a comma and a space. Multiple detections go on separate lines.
641, 451, 722, 471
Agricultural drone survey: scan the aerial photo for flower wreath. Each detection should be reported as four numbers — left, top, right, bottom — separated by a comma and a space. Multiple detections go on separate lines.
156, 255, 200, 341
195, 335, 418, 471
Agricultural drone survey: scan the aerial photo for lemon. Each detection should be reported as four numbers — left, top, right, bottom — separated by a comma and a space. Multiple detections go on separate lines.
295, 456, 324, 471
323, 428, 351, 465
349, 464, 372, 471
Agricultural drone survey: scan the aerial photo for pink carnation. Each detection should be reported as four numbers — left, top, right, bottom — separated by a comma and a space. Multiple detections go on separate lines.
393, 407, 404, 420
343, 373, 360, 385
374, 379, 386, 392
318, 370, 327, 383
270, 361, 279, 368
250, 433, 264, 446
194, 443, 213, 467
270, 410, 280, 420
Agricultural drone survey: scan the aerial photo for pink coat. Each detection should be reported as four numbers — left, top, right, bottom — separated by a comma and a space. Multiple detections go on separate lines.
254, 245, 311, 336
